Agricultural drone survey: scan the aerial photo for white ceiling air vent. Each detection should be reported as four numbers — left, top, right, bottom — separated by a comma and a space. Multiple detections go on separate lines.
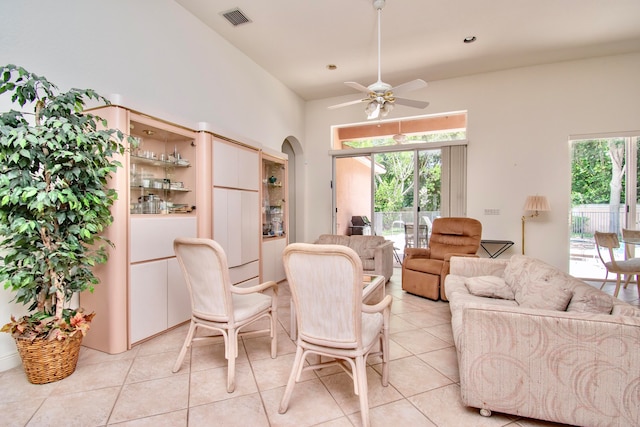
221, 8, 251, 26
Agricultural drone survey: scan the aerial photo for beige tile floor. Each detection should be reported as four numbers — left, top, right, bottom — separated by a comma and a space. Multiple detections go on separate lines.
1, 268, 637, 427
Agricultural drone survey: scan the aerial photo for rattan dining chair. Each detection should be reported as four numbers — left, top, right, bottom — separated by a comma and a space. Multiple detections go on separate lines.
171, 237, 278, 392
279, 243, 392, 427
594, 231, 640, 297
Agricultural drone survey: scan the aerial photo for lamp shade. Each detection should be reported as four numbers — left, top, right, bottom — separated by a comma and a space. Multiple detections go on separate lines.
523, 195, 550, 212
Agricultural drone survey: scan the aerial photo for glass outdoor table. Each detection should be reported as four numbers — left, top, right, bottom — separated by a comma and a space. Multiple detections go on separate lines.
480, 239, 515, 258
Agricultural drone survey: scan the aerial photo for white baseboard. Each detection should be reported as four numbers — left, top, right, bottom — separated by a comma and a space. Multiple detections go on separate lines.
0, 350, 21, 372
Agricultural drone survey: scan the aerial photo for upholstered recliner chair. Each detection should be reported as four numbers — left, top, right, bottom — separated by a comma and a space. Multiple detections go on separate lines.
402, 217, 482, 301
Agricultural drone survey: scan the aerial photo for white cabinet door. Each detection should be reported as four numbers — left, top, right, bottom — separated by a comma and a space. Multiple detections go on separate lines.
130, 216, 197, 263
237, 148, 259, 191
213, 188, 259, 268
213, 140, 259, 191
241, 190, 260, 263
167, 258, 191, 328
130, 260, 168, 344
214, 188, 241, 267
262, 238, 287, 282
213, 140, 238, 188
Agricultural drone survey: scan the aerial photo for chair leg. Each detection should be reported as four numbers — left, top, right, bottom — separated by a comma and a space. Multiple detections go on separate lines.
227, 328, 237, 393
355, 355, 371, 427
172, 320, 196, 373
279, 345, 305, 414
270, 311, 278, 359
380, 332, 389, 387
613, 275, 623, 298
599, 271, 608, 290
624, 274, 639, 289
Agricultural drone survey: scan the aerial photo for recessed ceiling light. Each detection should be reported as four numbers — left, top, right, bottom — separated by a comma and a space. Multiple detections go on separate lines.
326, 64, 338, 70
463, 36, 477, 44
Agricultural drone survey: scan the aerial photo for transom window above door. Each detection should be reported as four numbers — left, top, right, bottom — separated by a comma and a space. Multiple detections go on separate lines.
333, 112, 467, 149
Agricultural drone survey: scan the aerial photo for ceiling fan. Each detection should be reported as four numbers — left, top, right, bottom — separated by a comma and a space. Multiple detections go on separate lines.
329, 0, 429, 120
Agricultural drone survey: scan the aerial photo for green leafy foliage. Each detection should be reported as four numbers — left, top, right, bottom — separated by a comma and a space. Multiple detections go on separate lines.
0, 64, 127, 340
571, 139, 618, 205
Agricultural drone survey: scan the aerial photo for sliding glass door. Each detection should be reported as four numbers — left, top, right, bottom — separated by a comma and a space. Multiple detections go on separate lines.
333, 147, 442, 262
569, 134, 640, 279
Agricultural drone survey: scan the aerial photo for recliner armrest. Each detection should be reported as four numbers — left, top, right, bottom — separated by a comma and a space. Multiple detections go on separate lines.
404, 247, 432, 259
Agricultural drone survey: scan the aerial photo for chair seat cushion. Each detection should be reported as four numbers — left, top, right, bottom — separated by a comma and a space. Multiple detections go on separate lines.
405, 258, 443, 275
232, 292, 273, 322
605, 257, 640, 272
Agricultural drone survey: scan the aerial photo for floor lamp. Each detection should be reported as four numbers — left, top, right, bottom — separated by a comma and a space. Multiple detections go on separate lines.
521, 195, 550, 254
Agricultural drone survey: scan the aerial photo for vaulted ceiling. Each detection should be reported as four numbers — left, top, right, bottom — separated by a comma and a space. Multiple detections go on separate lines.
175, 0, 640, 101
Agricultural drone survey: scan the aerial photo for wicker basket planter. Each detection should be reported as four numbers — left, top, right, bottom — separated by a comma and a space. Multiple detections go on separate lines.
14, 333, 83, 384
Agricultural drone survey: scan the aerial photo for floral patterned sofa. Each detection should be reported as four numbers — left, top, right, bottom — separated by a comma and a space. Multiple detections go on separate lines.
314, 234, 394, 282
445, 254, 640, 426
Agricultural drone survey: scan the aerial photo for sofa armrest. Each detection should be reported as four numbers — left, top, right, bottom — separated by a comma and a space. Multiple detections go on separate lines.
373, 240, 394, 282
449, 256, 509, 277
459, 303, 640, 425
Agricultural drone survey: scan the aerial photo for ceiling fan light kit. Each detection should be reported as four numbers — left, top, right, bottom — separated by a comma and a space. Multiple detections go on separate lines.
329, 0, 429, 119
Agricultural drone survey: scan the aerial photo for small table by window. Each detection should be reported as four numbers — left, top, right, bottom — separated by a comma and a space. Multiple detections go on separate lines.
480, 240, 514, 258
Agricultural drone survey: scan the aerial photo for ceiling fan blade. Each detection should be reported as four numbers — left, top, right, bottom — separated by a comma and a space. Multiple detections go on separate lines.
392, 79, 427, 96
344, 81, 372, 94
394, 97, 430, 109
328, 98, 368, 110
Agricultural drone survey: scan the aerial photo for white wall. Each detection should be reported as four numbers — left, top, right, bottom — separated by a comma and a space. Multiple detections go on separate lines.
0, 0, 305, 370
0, 0, 304, 148
305, 53, 640, 269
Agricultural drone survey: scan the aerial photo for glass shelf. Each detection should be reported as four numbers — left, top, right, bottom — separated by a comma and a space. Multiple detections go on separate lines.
130, 155, 191, 168
130, 185, 191, 192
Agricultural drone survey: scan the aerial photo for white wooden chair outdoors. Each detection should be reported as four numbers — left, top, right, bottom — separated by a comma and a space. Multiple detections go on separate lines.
279, 243, 393, 427
172, 237, 278, 392
594, 231, 640, 297
622, 228, 640, 291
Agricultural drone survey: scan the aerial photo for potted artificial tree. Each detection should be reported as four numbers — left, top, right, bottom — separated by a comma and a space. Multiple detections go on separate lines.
0, 64, 128, 383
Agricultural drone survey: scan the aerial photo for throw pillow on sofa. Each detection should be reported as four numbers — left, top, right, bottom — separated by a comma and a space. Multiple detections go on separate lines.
464, 276, 515, 300
504, 255, 561, 298
566, 287, 614, 314
516, 281, 573, 311
611, 305, 640, 317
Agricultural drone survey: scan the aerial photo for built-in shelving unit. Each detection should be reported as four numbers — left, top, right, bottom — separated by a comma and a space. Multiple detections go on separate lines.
129, 118, 196, 215
79, 106, 292, 354
261, 151, 288, 283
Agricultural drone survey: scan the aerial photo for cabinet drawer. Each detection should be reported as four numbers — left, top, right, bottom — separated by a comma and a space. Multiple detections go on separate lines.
131, 216, 197, 262
228, 260, 259, 285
